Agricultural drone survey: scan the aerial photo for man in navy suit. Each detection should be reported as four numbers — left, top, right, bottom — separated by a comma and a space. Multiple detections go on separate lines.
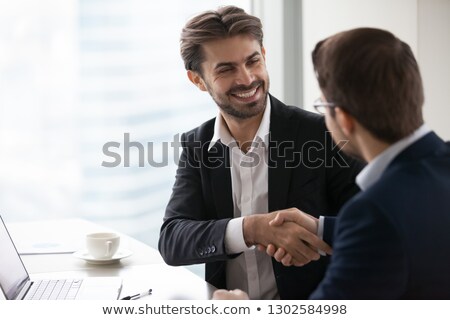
214, 27, 450, 300
158, 6, 363, 299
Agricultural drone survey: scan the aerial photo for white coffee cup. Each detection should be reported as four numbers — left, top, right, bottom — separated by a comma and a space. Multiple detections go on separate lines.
86, 232, 120, 259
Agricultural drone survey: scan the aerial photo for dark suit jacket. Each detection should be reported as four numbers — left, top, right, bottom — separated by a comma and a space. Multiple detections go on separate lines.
311, 132, 450, 299
159, 95, 363, 299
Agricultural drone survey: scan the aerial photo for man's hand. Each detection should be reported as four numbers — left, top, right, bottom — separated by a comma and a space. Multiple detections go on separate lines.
261, 208, 333, 266
243, 208, 330, 266
212, 289, 250, 300
269, 208, 318, 231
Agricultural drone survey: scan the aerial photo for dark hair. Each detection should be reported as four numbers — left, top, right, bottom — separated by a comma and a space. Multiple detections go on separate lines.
180, 6, 263, 75
312, 28, 424, 143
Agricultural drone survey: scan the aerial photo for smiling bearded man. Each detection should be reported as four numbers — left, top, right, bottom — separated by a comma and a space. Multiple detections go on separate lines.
158, 6, 363, 300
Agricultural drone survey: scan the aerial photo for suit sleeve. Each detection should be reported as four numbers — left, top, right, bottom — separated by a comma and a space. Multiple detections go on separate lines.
310, 198, 408, 299
158, 133, 233, 266
322, 216, 336, 246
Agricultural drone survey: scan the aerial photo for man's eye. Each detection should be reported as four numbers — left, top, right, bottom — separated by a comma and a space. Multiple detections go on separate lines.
217, 68, 232, 74
248, 59, 259, 65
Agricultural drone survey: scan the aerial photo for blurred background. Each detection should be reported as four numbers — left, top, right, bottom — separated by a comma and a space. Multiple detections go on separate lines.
0, 0, 449, 276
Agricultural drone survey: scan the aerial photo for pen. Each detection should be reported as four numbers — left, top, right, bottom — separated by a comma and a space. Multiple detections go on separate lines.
121, 289, 152, 300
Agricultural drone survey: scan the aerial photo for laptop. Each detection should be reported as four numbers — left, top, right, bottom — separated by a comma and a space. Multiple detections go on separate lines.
0, 215, 123, 300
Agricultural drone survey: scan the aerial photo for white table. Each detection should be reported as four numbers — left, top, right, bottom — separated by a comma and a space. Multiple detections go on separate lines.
6, 219, 215, 300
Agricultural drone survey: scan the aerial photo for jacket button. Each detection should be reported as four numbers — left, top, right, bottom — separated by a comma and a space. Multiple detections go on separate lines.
211, 245, 216, 253
198, 249, 204, 256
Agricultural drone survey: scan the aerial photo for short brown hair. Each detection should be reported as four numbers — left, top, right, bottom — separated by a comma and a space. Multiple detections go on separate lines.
180, 6, 263, 74
312, 28, 424, 143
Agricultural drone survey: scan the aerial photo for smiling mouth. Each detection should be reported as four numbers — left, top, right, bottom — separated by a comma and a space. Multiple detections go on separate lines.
230, 84, 260, 100
233, 87, 258, 98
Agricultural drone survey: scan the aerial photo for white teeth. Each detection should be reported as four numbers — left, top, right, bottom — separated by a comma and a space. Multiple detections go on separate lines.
234, 87, 257, 98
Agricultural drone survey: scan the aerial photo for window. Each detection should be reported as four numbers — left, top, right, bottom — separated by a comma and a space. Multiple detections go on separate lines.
0, 0, 250, 257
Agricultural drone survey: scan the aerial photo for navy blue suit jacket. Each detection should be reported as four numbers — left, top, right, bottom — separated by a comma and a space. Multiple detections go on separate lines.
312, 132, 450, 299
159, 95, 363, 299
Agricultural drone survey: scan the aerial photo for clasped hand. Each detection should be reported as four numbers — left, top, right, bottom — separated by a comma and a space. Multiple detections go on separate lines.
243, 208, 332, 267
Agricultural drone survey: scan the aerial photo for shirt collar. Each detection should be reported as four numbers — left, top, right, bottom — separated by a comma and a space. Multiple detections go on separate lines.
356, 124, 431, 191
208, 96, 271, 151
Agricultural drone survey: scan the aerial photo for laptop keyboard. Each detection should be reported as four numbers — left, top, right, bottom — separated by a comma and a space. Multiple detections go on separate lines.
25, 279, 83, 300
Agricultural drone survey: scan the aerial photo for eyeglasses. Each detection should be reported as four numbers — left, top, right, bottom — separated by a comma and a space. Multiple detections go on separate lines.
313, 98, 336, 115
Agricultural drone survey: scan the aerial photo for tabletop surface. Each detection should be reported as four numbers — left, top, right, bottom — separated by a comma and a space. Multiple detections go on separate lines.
4, 218, 215, 300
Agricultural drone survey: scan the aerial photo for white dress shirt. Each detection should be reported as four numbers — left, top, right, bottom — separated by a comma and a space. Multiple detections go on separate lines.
208, 98, 278, 299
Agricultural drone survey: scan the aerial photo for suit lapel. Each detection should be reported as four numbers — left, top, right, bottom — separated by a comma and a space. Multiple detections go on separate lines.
268, 96, 298, 212
208, 142, 234, 219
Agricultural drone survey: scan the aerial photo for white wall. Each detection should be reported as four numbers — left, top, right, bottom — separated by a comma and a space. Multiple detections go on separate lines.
302, 0, 418, 110
418, 0, 450, 139
301, 0, 450, 139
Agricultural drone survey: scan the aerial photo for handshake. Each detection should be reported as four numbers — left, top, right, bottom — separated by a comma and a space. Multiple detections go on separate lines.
213, 208, 332, 300
243, 208, 332, 267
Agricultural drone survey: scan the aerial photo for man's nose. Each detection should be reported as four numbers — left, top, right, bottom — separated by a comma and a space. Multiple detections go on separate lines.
235, 66, 254, 86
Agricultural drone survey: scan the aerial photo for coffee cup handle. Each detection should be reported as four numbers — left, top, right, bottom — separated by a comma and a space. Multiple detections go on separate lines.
105, 240, 112, 257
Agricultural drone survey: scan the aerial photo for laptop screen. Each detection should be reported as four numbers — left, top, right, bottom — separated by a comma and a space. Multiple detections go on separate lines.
0, 216, 30, 300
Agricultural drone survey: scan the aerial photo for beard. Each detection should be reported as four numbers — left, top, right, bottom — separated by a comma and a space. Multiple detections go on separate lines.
342, 144, 365, 162
332, 131, 364, 162
326, 113, 364, 162
207, 79, 269, 120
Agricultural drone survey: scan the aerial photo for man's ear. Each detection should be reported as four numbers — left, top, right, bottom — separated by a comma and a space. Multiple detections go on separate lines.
261, 46, 266, 61
334, 107, 355, 137
187, 70, 207, 92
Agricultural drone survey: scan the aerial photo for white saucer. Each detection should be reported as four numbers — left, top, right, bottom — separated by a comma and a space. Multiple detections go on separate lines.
73, 249, 133, 265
